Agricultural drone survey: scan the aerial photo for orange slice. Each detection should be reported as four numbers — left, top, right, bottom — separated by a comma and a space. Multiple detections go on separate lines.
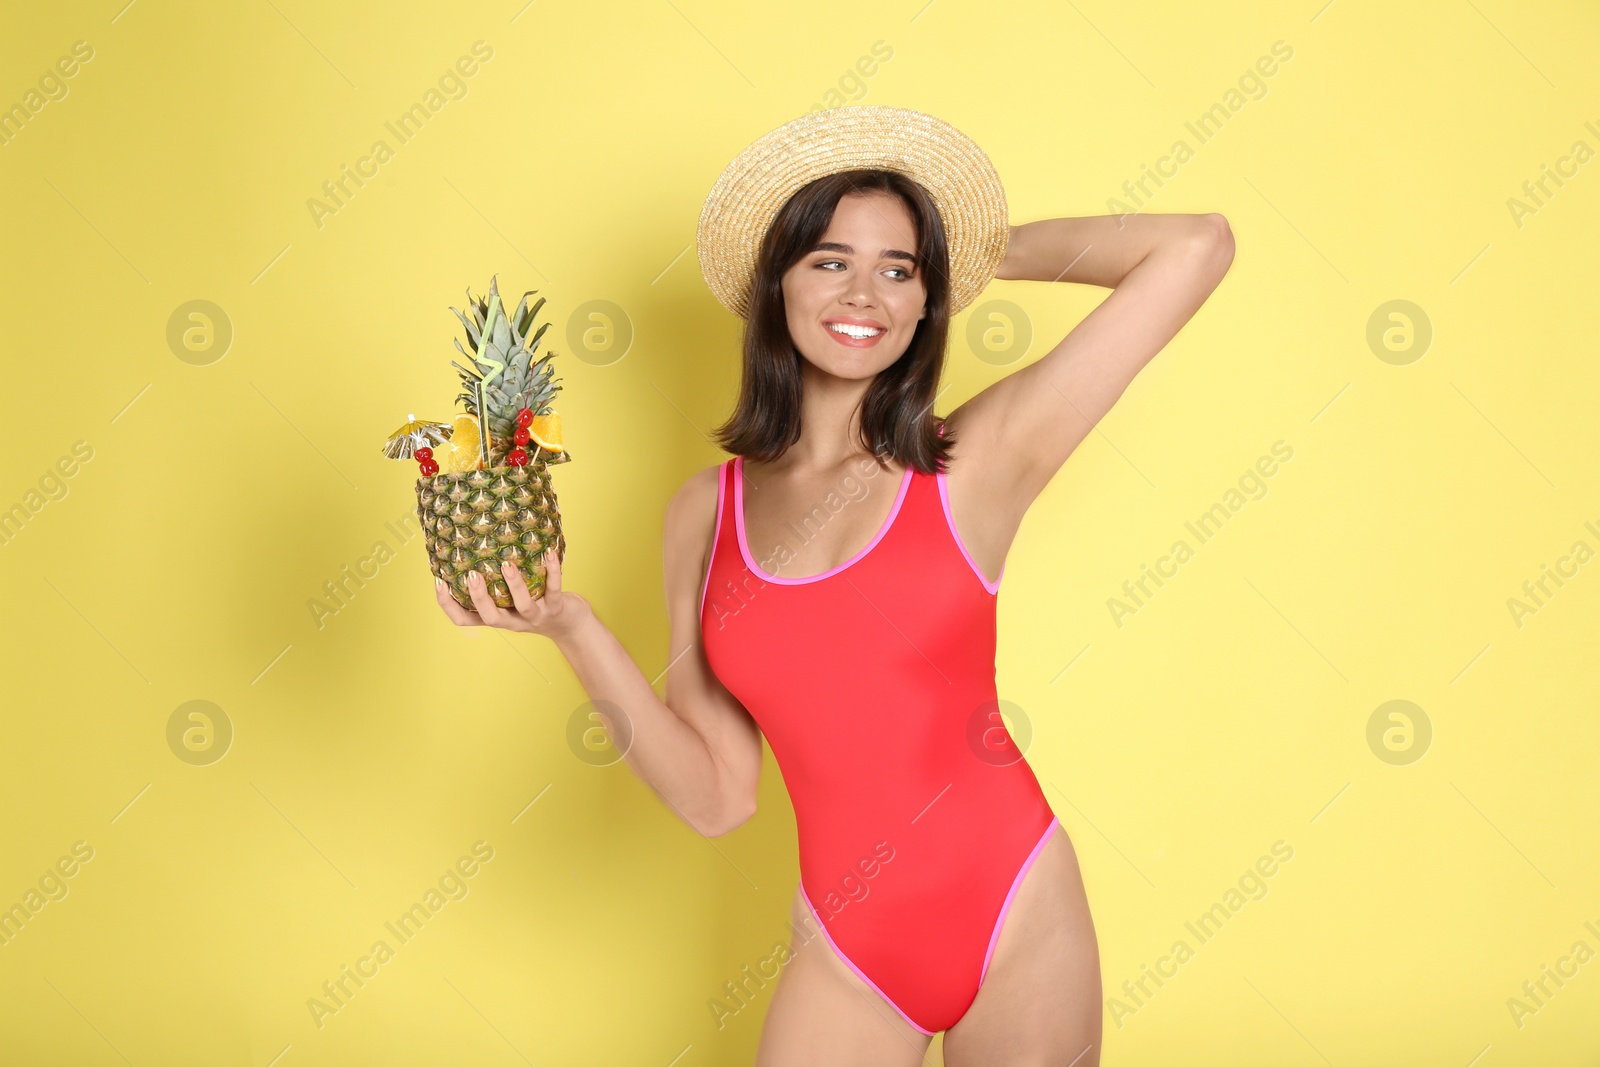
443, 413, 483, 472
529, 412, 564, 453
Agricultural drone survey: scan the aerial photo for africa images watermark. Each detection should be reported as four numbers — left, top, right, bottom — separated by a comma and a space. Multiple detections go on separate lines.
704, 455, 899, 631
708, 840, 897, 1030
1, 40, 95, 148
307, 507, 424, 629
1106, 39, 1295, 220
0, 841, 96, 948
1505, 117, 1600, 230
306, 41, 495, 230
306, 840, 496, 1029
1107, 440, 1295, 628
708, 911, 822, 1031
1506, 918, 1600, 1031
0, 440, 95, 548
803, 40, 894, 116
1106, 839, 1295, 1029
1504, 516, 1600, 630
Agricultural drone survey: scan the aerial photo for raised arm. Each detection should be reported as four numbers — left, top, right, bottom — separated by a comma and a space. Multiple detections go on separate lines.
946, 212, 1235, 516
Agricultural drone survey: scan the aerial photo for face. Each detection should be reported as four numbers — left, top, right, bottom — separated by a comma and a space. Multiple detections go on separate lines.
781, 191, 927, 380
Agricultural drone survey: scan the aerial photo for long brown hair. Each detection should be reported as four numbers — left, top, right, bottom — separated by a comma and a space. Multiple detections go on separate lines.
711, 168, 956, 475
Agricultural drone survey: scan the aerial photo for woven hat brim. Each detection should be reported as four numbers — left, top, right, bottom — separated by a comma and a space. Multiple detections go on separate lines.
696, 105, 1009, 320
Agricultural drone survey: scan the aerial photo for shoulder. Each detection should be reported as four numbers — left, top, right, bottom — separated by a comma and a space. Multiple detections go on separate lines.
663, 461, 727, 574
665, 461, 724, 532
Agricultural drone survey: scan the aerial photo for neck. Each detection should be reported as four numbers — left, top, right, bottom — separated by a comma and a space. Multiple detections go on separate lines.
780, 361, 881, 473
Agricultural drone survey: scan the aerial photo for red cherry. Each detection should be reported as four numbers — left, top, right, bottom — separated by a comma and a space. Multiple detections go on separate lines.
415, 446, 433, 460
507, 447, 529, 467
419, 460, 439, 476
515, 408, 533, 428
513, 428, 530, 445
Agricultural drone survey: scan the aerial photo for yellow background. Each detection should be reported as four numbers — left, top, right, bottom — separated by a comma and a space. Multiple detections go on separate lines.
3, 0, 1597, 1063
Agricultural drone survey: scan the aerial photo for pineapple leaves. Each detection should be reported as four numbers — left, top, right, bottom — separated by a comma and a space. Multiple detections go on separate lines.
521, 299, 548, 351
445, 282, 565, 446
451, 307, 481, 350
509, 292, 534, 348
524, 320, 550, 355
490, 312, 512, 357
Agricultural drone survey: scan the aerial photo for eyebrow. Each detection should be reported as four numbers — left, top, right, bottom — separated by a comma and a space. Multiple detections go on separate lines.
810, 241, 917, 264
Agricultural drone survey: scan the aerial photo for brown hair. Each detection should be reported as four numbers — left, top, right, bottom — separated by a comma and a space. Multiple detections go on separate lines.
711, 168, 956, 474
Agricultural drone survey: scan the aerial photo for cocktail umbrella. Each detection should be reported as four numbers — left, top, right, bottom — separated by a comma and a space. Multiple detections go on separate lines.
382, 414, 453, 460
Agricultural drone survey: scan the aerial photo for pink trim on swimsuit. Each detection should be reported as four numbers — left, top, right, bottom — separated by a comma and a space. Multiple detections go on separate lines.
733, 454, 914, 585
935, 418, 1004, 595
978, 815, 1060, 985
936, 470, 1005, 595
698, 462, 726, 620
799, 883, 939, 1037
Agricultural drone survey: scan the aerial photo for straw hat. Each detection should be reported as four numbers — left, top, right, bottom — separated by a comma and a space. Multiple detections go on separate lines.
696, 105, 1009, 320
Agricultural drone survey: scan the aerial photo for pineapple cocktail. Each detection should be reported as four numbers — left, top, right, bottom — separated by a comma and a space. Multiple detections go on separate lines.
385, 277, 569, 610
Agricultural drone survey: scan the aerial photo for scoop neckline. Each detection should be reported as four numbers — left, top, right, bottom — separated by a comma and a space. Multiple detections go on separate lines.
733, 454, 915, 585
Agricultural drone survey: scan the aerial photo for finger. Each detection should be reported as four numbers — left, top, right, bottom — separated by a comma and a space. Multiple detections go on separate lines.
435, 576, 483, 626
464, 570, 511, 626
502, 559, 536, 614
542, 545, 561, 594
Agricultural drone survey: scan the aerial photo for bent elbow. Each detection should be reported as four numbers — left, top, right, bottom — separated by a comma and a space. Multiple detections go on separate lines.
1200, 212, 1235, 268
700, 795, 757, 838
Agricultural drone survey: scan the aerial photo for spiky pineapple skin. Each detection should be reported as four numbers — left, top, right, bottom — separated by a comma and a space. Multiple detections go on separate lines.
416, 458, 565, 610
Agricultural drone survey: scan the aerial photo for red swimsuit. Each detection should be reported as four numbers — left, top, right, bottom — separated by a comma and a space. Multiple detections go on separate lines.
699, 437, 1059, 1034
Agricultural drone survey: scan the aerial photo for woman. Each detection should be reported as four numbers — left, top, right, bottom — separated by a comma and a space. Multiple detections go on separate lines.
437, 106, 1234, 1065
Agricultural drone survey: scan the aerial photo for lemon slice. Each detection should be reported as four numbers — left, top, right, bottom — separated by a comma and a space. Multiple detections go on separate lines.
444, 413, 483, 472
529, 412, 564, 453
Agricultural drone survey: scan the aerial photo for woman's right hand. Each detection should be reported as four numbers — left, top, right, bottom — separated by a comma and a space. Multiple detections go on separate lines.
435, 547, 591, 642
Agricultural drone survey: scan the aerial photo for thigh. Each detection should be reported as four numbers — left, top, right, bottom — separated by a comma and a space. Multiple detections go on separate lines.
942, 824, 1102, 1067
755, 885, 934, 1067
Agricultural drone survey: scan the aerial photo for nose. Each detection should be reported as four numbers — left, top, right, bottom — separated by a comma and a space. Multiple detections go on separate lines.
839, 270, 880, 311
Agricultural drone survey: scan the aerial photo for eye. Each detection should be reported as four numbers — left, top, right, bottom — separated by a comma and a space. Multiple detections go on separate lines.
815, 258, 915, 280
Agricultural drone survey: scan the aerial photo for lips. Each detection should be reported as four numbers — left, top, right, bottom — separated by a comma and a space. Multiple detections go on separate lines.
823, 320, 887, 347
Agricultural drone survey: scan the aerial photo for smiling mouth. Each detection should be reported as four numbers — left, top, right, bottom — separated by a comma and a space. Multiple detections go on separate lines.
825, 322, 886, 342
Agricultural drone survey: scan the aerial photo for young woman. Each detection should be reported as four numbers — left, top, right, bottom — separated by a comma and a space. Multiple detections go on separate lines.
436, 106, 1234, 1066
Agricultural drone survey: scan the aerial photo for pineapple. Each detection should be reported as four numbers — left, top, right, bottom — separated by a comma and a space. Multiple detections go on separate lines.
417, 464, 565, 609
417, 277, 571, 610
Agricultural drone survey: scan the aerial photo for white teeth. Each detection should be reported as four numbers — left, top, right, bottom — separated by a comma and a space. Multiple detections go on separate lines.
827, 322, 884, 338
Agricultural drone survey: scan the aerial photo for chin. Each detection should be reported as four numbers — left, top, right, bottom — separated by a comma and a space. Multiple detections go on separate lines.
812, 333, 908, 371
803, 349, 903, 381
